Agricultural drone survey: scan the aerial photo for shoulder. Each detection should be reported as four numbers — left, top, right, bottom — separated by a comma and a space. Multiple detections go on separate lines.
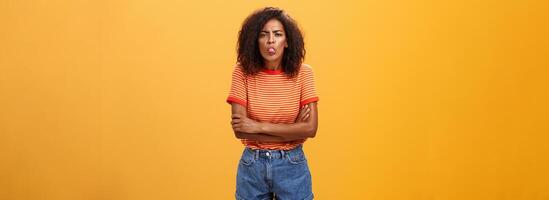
234, 62, 243, 69
301, 63, 313, 71
231, 62, 247, 78
296, 64, 315, 82
233, 62, 244, 73
299, 63, 315, 75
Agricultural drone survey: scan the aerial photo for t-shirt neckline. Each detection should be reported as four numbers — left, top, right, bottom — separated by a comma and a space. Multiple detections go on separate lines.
261, 68, 283, 75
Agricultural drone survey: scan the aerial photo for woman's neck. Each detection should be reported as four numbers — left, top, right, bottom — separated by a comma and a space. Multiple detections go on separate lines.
264, 60, 281, 70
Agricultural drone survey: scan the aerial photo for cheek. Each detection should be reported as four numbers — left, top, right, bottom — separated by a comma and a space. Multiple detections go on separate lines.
279, 39, 287, 47
257, 38, 266, 47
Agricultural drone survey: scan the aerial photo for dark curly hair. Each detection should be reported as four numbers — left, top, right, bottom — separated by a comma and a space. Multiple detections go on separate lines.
237, 7, 305, 78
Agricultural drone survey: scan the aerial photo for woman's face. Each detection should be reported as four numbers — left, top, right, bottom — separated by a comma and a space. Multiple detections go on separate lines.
258, 19, 288, 65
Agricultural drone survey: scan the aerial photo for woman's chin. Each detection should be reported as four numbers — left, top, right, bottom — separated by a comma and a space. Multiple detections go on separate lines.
262, 56, 281, 63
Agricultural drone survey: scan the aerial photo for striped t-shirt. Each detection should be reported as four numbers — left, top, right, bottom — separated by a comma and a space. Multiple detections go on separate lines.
226, 64, 319, 150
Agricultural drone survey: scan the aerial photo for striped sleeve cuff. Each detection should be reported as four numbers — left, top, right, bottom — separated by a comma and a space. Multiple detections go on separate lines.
226, 96, 247, 107
300, 97, 319, 107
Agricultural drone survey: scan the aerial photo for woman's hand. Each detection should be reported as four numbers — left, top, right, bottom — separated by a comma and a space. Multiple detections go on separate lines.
231, 114, 262, 134
295, 104, 311, 122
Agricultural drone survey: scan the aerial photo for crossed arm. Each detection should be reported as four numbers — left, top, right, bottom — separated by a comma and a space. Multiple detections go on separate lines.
230, 102, 318, 142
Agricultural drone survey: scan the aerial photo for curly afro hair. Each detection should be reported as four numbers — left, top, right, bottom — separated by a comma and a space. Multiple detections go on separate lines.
237, 7, 305, 78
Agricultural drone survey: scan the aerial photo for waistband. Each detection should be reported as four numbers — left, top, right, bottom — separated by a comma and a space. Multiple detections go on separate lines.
245, 144, 303, 159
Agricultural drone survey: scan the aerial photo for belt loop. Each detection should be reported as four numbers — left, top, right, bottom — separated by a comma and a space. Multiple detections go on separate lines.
280, 149, 285, 158
255, 149, 259, 160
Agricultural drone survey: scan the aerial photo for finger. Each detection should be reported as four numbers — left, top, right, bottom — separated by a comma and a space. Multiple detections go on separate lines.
232, 126, 241, 132
300, 105, 309, 116
231, 119, 241, 125
303, 113, 310, 121
305, 107, 311, 114
298, 107, 306, 120
232, 123, 241, 129
296, 111, 306, 122
295, 104, 310, 122
231, 114, 242, 119
300, 107, 311, 121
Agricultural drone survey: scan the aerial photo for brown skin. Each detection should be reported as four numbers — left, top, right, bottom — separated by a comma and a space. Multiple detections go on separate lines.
230, 102, 318, 142
229, 19, 318, 142
258, 19, 287, 70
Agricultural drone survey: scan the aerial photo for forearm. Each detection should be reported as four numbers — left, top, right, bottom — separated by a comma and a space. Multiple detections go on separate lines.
258, 122, 315, 141
234, 131, 295, 142
230, 102, 318, 141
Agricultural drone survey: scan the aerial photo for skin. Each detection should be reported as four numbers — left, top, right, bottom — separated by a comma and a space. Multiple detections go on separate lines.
258, 19, 288, 70
230, 19, 318, 142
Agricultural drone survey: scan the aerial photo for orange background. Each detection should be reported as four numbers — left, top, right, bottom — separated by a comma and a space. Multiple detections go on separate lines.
1, 0, 548, 199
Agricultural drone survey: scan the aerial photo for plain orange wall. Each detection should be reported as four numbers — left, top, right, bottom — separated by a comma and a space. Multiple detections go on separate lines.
1, 0, 548, 199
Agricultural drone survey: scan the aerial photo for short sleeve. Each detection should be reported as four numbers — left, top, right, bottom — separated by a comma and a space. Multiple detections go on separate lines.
300, 65, 319, 107
226, 65, 248, 107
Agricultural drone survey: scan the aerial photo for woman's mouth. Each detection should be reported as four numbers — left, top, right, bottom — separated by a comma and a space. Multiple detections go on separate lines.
268, 47, 276, 55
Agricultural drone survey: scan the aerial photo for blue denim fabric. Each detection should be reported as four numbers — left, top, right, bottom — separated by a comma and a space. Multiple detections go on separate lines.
235, 144, 314, 200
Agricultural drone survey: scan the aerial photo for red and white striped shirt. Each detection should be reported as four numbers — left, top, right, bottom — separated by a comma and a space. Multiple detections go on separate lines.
227, 64, 319, 150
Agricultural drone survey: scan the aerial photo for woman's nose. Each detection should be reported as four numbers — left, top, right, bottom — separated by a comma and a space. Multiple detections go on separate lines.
268, 34, 275, 43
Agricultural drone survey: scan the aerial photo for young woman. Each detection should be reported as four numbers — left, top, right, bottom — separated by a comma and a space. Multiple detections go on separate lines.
226, 7, 319, 200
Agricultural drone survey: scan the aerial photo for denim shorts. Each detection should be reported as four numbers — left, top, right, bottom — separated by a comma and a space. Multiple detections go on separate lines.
235, 144, 314, 200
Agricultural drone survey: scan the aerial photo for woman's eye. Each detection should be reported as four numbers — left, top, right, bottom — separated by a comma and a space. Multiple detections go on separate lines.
275, 33, 283, 36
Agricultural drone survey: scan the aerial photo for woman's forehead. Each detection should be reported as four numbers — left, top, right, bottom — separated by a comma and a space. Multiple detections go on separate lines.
262, 19, 285, 31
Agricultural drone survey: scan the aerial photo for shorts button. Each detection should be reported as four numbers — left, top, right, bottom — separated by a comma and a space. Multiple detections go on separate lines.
266, 152, 270, 157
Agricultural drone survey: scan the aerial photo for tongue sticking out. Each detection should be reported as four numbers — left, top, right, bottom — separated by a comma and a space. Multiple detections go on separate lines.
268, 48, 276, 53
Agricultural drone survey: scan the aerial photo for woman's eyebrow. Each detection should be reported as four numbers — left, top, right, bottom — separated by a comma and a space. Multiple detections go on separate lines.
260, 30, 284, 33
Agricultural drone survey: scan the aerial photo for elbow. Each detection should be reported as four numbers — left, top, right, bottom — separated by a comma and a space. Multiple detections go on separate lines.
234, 131, 244, 139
